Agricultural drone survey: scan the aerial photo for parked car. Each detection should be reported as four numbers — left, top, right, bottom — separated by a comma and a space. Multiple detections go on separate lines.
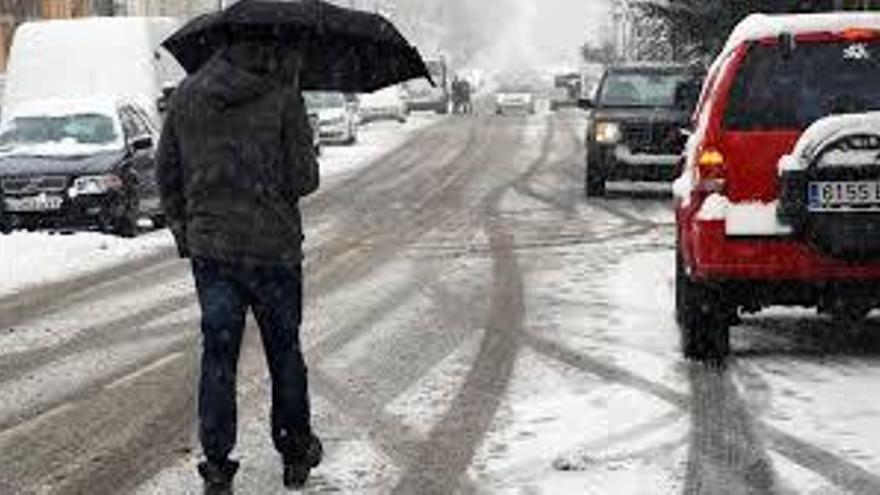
304, 91, 359, 145
580, 63, 703, 197
0, 98, 162, 237
550, 72, 581, 111
358, 86, 408, 124
674, 13, 880, 360
494, 83, 538, 115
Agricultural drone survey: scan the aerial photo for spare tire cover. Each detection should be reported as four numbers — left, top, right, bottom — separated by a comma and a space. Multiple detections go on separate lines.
804, 133, 880, 261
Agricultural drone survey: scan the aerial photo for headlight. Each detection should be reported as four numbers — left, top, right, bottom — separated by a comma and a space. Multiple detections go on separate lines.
595, 122, 622, 144
70, 174, 124, 196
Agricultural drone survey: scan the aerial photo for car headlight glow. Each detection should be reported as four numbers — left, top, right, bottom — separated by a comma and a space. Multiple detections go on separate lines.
595, 122, 622, 144
70, 174, 124, 196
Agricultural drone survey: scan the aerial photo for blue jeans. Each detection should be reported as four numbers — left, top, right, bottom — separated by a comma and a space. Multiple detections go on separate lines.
192, 257, 311, 464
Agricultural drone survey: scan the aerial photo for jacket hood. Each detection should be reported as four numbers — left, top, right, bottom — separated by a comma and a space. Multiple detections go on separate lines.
190, 54, 281, 108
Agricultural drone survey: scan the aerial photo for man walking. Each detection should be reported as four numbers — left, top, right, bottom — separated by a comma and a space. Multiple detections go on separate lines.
157, 41, 322, 493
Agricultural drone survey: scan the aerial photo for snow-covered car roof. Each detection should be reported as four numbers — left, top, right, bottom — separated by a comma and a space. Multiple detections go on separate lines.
724, 12, 880, 53
4, 97, 122, 121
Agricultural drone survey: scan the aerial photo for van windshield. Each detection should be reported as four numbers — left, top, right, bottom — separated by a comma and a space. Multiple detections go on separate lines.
0, 113, 119, 152
725, 40, 880, 130
599, 71, 691, 107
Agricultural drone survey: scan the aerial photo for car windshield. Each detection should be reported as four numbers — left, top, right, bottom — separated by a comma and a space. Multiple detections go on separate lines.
725, 40, 880, 130
599, 71, 691, 107
304, 92, 346, 110
0, 113, 118, 151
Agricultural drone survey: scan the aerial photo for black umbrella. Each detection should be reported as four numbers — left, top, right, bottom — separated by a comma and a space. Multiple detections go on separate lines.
162, 0, 433, 93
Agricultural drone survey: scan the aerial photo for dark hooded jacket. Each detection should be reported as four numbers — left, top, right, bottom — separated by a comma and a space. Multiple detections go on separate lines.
156, 52, 319, 266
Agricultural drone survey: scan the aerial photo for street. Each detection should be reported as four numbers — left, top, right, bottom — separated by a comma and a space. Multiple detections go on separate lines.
2, 109, 880, 494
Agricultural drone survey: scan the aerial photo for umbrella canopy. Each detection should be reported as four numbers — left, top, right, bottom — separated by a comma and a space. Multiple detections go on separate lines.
162, 0, 433, 93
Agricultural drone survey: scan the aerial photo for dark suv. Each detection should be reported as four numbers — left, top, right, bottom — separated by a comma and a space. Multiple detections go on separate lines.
581, 64, 703, 196
0, 99, 162, 237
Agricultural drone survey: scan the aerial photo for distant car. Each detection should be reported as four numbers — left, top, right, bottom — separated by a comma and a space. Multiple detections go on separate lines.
581, 63, 703, 197
494, 84, 537, 115
304, 91, 358, 145
0, 98, 163, 237
550, 72, 581, 111
358, 86, 408, 124
550, 86, 577, 111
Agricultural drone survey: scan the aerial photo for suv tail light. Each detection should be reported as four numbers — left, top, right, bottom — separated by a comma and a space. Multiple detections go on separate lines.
696, 147, 726, 193
840, 28, 879, 41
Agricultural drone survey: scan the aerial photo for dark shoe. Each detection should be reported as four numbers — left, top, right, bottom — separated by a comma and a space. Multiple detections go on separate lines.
283, 434, 323, 490
198, 459, 239, 495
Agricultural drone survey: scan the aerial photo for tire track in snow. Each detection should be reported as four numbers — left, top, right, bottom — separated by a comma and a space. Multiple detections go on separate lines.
683, 363, 779, 495
0, 293, 196, 386
0, 251, 182, 332
391, 115, 552, 494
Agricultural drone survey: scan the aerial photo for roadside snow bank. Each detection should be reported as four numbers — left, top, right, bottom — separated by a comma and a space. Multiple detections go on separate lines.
0, 230, 174, 298
318, 114, 437, 179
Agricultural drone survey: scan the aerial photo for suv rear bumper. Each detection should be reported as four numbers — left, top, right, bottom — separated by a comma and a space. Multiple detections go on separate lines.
688, 219, 880, 281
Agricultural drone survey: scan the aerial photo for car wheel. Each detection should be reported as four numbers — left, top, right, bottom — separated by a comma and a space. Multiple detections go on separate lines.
114, 214, 137, 238
676, 249, 730, 361
0, 213, 11, 235
585, 158, 605, 197
114, 194, 139, 238
151, 213, 167, 230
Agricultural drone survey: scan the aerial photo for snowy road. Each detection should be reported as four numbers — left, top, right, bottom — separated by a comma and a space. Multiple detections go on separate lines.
2, 110, 880, 494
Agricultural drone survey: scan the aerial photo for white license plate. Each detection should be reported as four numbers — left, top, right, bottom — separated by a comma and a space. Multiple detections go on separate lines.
808, 181, 880, 211
5, 194, 64, 212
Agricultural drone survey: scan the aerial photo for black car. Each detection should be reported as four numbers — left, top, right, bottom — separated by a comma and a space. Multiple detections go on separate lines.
0, 99, 162, 237
580, 63, 703, 197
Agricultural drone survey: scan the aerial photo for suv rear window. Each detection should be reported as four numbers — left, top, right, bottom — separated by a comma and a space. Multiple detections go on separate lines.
725, 40, 880, 130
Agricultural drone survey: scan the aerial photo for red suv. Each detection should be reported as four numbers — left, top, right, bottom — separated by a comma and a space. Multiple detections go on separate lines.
675, 13, 880, 360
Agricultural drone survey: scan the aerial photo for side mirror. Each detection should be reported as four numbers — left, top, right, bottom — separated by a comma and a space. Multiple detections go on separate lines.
577, 98, 594, 110
130, 135, 153, 152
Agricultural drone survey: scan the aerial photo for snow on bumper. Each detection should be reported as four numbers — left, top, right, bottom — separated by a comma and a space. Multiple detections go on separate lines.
696, 193, 793, 237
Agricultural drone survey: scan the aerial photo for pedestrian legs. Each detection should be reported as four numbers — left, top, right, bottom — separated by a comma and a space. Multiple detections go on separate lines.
192, 258, 248, 465
249, 264, 312, 462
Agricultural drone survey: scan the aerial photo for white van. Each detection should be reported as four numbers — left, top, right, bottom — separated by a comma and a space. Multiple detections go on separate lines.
2, 17, 184, 128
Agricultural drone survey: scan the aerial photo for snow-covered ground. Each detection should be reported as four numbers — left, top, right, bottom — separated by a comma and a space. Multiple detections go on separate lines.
0, 115, 437, 299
